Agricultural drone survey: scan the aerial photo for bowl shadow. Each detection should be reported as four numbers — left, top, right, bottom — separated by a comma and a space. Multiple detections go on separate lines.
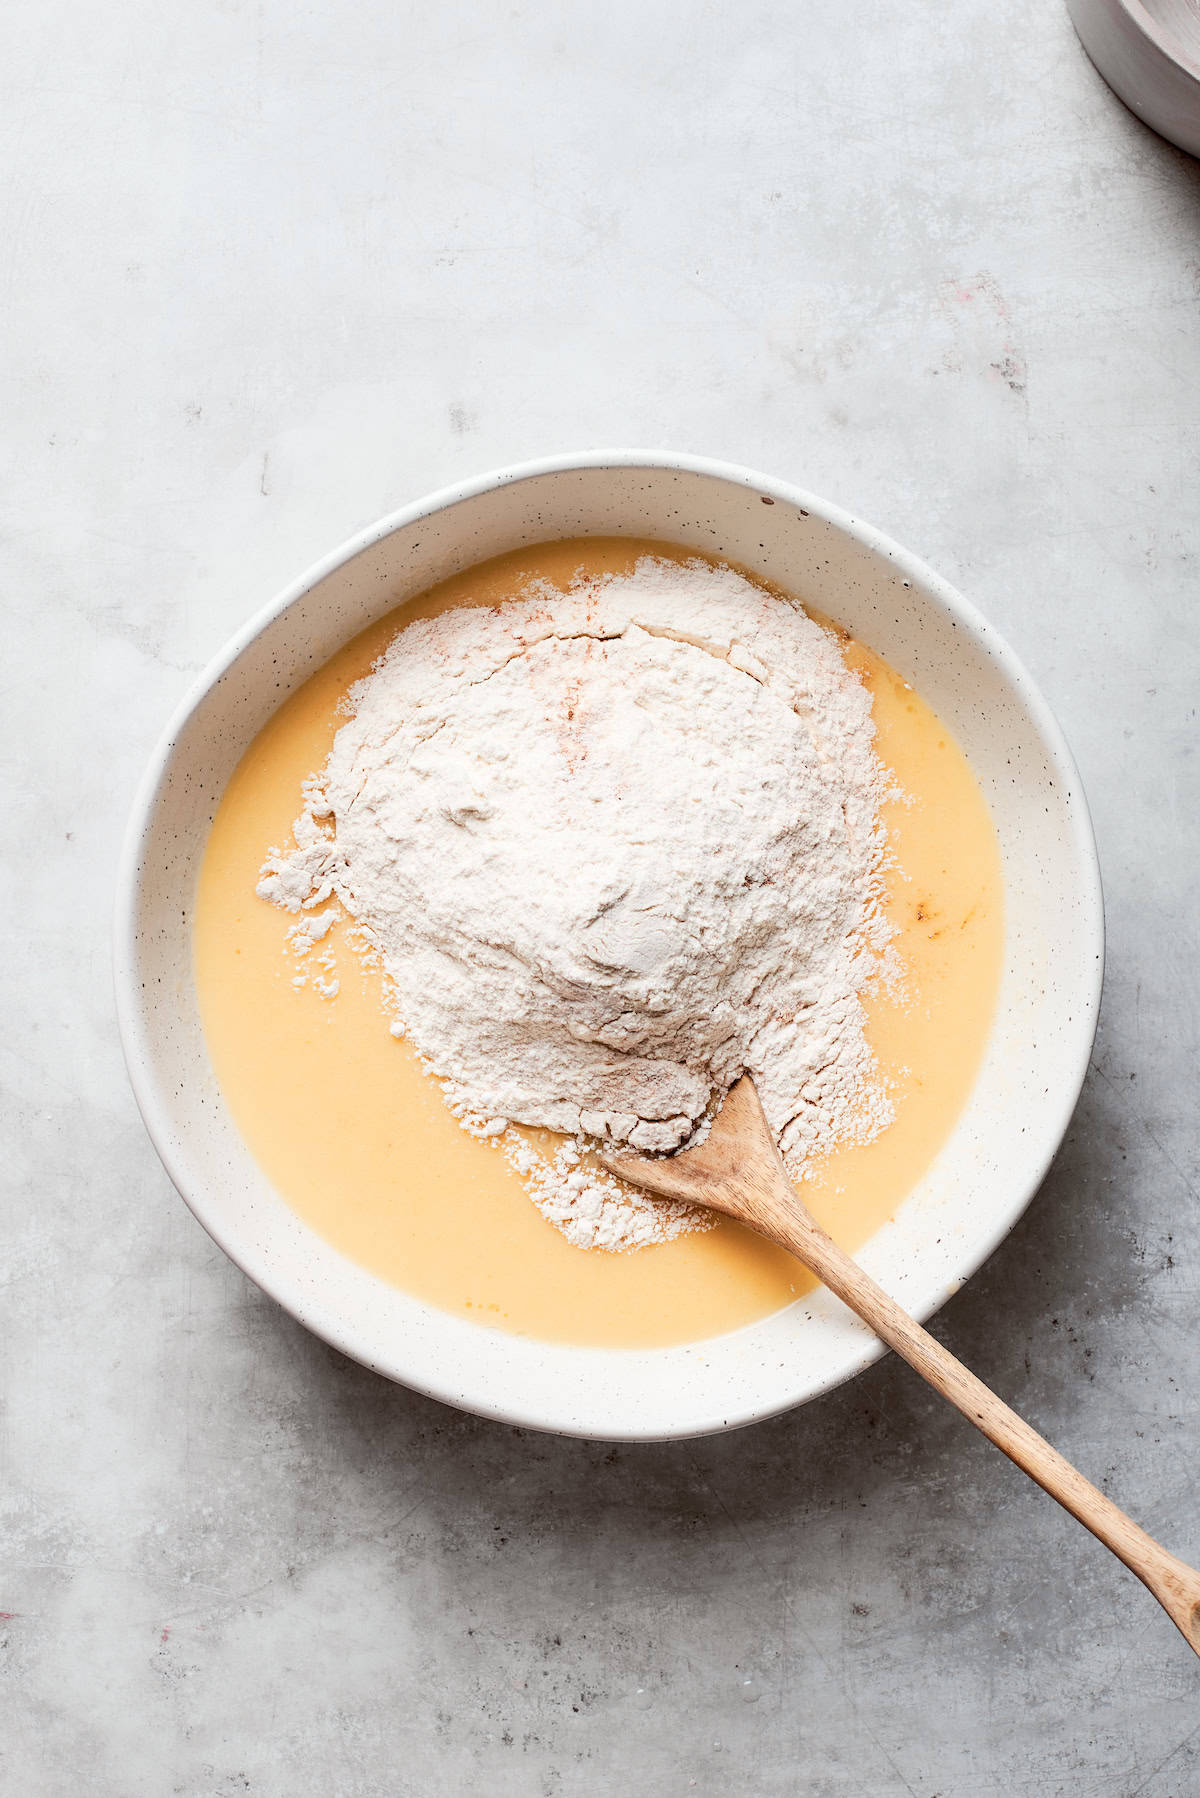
247, 1053, 1139, 1568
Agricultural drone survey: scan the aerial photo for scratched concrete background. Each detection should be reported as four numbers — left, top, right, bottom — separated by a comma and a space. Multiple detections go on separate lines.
4, 2, 1200, 1792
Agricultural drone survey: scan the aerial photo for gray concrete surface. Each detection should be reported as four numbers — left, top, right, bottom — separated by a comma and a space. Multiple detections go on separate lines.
4, 2, 1200, 1792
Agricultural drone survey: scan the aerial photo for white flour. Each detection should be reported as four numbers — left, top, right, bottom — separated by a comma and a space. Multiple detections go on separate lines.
259, 558, 896, 1250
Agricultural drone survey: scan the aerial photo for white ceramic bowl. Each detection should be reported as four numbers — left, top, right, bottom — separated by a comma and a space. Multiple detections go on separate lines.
115, 452, 1103, 1441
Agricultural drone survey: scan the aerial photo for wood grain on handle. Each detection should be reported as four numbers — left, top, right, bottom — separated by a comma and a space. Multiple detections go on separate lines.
601, 1077, 1200, 1657
783, 1208, 1200, 1654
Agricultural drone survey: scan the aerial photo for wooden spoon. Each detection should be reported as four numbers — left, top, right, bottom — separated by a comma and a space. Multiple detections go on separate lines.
600, 1075, 1200, 1657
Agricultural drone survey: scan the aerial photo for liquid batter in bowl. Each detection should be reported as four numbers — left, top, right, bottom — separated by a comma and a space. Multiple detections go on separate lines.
193, 538, 1003, 1347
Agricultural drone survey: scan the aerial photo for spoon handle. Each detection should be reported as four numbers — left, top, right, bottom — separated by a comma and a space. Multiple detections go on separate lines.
782, 1205, 1200, 1656
602, 1078, 1200, 1651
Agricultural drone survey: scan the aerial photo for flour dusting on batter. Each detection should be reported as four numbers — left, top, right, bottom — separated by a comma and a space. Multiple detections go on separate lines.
258, 557, 897, 1249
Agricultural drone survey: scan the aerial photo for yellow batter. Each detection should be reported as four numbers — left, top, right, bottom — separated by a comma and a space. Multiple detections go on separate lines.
194, 540, 1003, 1348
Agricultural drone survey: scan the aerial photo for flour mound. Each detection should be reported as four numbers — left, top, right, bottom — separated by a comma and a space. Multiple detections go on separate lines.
258, 558, 895, 1250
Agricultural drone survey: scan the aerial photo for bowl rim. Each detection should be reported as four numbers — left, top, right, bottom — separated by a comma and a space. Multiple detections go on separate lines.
113, 448, 1105, 1437
1111, 0, 1200, 83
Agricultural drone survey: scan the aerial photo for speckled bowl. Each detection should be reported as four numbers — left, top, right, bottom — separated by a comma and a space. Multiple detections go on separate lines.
114, 451, 1103, 1440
